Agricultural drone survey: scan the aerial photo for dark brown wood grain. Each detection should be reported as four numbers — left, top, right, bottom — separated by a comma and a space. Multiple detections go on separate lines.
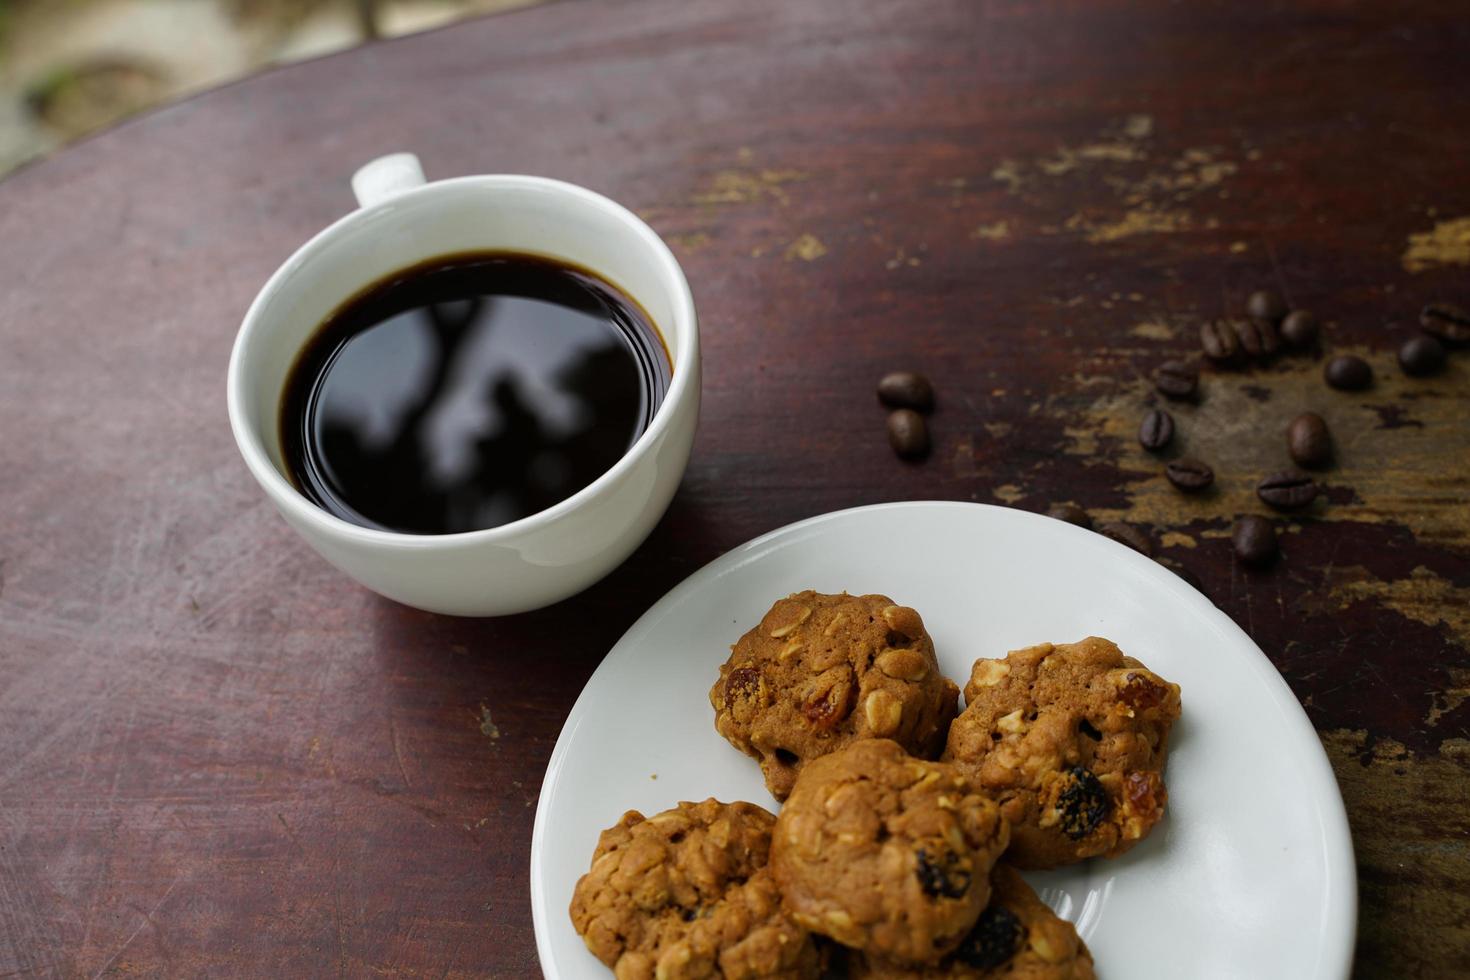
1, 0, 1467, 976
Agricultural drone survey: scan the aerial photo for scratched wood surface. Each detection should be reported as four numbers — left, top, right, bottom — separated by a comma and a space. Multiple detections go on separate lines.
1, 0, 1467, 976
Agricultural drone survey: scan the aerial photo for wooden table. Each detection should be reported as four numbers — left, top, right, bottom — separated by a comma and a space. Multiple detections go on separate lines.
2, 0, 1466, 975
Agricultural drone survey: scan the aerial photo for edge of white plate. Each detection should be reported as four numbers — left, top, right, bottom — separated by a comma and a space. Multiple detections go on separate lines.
529, 500, 1357, 979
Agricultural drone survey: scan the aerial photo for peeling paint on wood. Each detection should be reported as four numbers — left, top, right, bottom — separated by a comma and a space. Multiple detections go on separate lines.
1, 0, 1467, 976
1402, 215, 1470, 273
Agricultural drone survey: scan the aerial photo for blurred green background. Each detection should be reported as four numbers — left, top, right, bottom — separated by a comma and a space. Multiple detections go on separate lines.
0, 0, 545, 175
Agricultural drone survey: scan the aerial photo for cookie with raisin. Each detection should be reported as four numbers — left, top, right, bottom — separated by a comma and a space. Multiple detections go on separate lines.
846, 864, 1096, 979
569, 799, 821, 980
942, 637, 1181, 869
709, 591, 959, 801
769, 739, 1009, 964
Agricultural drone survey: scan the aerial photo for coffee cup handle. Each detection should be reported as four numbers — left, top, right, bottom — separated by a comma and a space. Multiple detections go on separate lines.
350, 153, 427, 208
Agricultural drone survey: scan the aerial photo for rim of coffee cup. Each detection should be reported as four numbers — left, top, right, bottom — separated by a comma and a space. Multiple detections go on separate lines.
226, 173, 699, 548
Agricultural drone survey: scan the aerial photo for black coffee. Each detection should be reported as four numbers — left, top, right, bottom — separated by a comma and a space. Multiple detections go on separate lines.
281, 251, 670, 535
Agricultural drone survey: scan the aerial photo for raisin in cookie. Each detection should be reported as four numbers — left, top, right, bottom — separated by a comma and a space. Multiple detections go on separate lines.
770, 739, 1010, 965
943, 637, 1181, 869
846, 864, 1096, 979
710, 591, 959, 801
569, 799, 821, 980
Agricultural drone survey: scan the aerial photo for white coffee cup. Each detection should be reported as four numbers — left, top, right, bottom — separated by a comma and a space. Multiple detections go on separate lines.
226, 154, 700, 616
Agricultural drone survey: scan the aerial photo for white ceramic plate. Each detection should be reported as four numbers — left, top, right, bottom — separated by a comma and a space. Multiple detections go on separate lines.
531, 502, 1356, 979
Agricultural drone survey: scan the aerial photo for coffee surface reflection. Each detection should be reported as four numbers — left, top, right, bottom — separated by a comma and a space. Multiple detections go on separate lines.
281, 252, 670, 535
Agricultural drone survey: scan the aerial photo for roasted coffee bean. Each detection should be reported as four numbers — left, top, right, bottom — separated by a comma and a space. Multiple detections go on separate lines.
1200, 319, 1242, 364
1233, 317, 1281, 360
1045, 502, 1092, 529
1421, 302, 1470, 345
1137, 409, 1175, 451
1399, 334, 1446, 377
1257, 471, 1319, 511
1165, 457, 1214, 492
1286, 412, 1332, 468
887, 409, 930, 459
1055, 766, 1110, 839
1247, 289, 1289, 324
1098, 521, 1153, 556
1232, 515, 1279, 567
954, 906, 1023, 970
914, 848, 971, 899
1280, 310, 1319, 349
1153, 360, 1198, 399
1324, 354, 1372, 391
877, 371, 935, 411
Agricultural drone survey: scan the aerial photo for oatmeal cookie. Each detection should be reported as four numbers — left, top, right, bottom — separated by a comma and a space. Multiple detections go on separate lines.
569, 799, 821, 979
710, 591, 959, 801
846, 864, 1096, 979
769, 739, 1009, 964
943, 637, 1181, 869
